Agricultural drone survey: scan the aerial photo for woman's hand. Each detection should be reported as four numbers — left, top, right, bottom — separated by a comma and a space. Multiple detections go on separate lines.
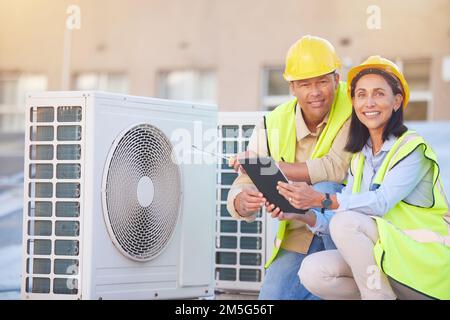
276, 181, 323, 210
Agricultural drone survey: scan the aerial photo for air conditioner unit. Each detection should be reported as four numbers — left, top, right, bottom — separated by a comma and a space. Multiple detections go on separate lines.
22, 91, 217, 300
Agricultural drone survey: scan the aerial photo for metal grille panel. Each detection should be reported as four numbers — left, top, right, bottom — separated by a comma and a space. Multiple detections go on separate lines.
103, 124, 181, 261
24, 103, 84, 298
215, 112, 270, 293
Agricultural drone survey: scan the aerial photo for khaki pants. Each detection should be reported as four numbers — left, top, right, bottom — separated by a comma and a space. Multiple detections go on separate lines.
298, 211, 430, 300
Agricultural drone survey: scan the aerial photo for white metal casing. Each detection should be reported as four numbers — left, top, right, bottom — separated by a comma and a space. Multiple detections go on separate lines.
22, 91, 217, 299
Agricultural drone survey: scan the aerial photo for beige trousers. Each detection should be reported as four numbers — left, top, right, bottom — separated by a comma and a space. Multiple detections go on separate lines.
299, 211, 404, 300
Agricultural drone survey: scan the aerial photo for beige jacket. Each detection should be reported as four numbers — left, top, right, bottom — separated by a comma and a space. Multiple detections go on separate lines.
226, 104, 352, 254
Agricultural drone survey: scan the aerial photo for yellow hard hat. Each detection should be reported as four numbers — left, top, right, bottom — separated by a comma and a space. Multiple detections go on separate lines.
283, 35, 342, 81
347, 55, 410, 108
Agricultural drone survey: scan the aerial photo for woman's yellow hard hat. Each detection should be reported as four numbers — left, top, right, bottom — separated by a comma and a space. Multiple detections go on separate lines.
347, 55, 410, 108
283, 35, 342, 81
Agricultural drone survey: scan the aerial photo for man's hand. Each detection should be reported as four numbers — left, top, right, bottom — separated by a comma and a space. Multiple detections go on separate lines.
264, 201, 302, 221
234, 187, 266, 217
228, 150, 258, 174
264, 200, 317, 226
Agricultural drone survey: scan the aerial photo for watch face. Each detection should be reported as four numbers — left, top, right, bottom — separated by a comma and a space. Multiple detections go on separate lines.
322, 198, 332, 208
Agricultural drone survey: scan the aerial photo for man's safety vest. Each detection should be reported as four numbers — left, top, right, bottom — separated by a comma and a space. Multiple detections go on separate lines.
350, 131, 450, 299
264, 81, 351, 268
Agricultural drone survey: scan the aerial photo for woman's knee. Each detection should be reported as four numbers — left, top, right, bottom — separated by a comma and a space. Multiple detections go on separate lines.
330, 211, 378, 244
330, 211, 361, 239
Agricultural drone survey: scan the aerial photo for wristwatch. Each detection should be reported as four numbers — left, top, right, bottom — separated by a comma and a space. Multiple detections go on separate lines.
321, 193, 332, 213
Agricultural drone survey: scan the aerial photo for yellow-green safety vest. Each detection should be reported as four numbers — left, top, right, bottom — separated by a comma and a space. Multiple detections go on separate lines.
350, 131, 450, 299
264, 81, 351, 268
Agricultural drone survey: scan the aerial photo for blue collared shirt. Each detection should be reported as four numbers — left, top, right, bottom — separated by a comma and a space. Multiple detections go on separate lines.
308, 134, 434, 235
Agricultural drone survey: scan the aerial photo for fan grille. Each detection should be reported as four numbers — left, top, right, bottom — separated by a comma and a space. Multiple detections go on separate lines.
103, 124, 181, 261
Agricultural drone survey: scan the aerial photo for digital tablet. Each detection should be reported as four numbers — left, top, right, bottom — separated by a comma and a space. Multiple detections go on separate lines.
240, 157, 305, 214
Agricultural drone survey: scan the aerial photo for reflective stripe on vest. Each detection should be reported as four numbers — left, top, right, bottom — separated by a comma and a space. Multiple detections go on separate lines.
351, 131, 450, 299
403, 227, 450, 246
264, 81, 352, 268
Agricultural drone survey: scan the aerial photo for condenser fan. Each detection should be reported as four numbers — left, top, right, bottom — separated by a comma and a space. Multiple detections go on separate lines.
102, 123, 182, 261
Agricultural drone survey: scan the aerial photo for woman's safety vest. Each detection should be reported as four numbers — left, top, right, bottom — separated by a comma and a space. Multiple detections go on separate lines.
350, 131, 450, 299
264, 81, 351, 267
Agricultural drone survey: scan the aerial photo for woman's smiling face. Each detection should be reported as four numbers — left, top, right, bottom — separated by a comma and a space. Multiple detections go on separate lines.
352, 73, 403, 135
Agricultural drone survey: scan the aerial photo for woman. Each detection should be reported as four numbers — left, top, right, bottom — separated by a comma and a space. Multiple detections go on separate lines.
269, 56, 450, 300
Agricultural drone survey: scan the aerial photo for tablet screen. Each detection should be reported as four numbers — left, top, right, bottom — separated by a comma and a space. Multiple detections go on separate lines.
240, 157, 305, 214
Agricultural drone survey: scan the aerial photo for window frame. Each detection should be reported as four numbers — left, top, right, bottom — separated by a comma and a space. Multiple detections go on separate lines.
157, 68, 217, 104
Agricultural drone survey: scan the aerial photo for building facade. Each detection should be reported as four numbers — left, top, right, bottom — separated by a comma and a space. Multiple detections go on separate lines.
1, 0, 450, 132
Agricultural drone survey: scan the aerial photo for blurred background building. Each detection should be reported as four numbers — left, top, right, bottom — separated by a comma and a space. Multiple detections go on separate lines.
1, 0, 450, 127
0, 0, 449, 299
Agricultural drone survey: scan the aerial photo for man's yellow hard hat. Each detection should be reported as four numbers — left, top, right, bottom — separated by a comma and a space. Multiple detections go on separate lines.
283, 35, 342, 81
347, 55, 410, 108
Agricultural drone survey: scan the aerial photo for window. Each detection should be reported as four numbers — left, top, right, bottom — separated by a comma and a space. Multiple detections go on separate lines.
73, 73, 128, 94
158, 70, 217, 104
400, 58, 432, 121
260, 67, 291, 111
0, 73, 47, 133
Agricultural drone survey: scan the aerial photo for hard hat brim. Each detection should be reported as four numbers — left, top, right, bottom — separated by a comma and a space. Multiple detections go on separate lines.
283, 69, 337, 82
347, 63, 410, 108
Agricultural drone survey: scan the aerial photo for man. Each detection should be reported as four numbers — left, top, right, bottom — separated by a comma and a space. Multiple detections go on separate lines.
227, 35, 353, 299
